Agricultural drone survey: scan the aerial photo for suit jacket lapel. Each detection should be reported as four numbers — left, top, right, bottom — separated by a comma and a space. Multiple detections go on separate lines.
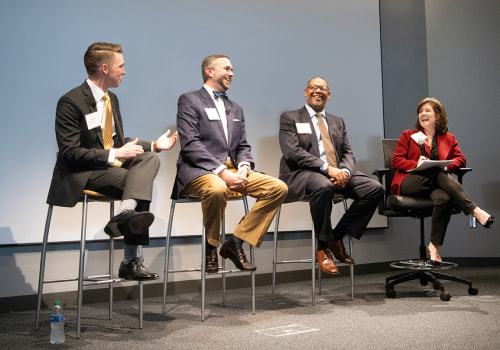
81, 82, 105, 148
199, 88, 228, 146
299, 107, 320, 157
225, 99, 233, 147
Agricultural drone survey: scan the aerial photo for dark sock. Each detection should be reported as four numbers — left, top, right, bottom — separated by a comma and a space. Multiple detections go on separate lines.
317, 240, 329, 251
227, 235, 243, 251
206, 241, 217, 253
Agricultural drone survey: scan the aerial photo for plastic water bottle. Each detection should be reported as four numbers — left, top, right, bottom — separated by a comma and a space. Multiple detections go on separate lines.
50, 301, 65, 344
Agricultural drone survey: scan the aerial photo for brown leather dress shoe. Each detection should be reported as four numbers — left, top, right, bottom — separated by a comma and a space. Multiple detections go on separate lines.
220, 241, 257, 271
206, 249, 219, 273
330, 240, 355, 264
317, 248, 339, 274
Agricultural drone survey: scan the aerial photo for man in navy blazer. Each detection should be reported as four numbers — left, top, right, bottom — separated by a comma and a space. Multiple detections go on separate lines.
279, 77, 384, 274
175, 55, 288, 273
47, 42, 178, 280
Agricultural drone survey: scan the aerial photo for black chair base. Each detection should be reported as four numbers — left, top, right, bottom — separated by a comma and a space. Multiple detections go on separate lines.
385, 259, 478, 301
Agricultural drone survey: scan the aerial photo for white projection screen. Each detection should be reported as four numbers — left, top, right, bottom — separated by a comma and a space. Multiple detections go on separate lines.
0, 0, 386, 244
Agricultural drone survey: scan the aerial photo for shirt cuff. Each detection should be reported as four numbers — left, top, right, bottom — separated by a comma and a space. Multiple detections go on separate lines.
238, 162, 252, 174
108, 149, 116, 164
213, 163, 227, 175
320, 162, 329, 173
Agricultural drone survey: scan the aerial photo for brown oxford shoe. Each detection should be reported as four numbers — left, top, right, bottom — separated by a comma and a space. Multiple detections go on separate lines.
317, 248, 339, 274
206, 249, 219, 274
330, 240, 355, 264
220, 241, 257, 271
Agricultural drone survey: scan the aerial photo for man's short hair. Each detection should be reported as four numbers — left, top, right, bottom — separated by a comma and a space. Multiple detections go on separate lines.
201, 55, 229, 82
84, 42, 123, 76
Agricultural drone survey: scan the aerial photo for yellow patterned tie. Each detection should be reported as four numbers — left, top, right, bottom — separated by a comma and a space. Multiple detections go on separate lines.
102, 93, 122, 166
102, 93, 113, 149
316, 113, 338, 168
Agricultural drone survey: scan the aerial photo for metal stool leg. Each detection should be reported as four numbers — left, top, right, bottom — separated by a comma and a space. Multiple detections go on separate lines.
342, 198, 354, 301
108, 202, 115, 320
35, 205, 53, 331
138, 245, 143, 329
162, 200, 176, 315
76, 194, 89, 339
221, 215, 226, 308
348, 235, 354, 300
201, 227, 206, 322
271, 206, 281, 301
241, 197, 255, 315
313, 229, 317, 304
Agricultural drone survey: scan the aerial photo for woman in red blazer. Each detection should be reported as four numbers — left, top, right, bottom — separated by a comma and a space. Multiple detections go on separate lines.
391, 97, 494, 266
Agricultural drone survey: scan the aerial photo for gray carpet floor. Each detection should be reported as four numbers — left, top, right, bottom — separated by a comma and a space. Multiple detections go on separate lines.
1, 266, 499, 349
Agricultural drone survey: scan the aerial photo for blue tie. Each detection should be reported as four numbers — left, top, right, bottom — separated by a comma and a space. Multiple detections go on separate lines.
213, 90, 228, 100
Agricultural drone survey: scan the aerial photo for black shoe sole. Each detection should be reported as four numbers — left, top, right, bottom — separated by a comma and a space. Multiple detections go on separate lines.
123, 212, 154, 235
118, 272, 160, 281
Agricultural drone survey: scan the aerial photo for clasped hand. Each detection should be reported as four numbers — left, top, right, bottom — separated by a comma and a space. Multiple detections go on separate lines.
327, 166, 349, 189
220, 168, 249, 190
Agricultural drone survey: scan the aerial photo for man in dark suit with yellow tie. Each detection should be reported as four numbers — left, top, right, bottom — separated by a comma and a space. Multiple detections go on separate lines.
47, 42, 178, 280
174, 55, 288, 273
279, 77, 384, 274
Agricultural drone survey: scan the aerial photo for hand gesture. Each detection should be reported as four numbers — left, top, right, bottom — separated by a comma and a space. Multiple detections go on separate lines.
155, 129, 178, 151
115, 138, 144, 160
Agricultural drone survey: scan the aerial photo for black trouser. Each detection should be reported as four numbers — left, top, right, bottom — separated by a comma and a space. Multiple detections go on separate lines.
305, 171, 384, 243
400, 168, 476, 246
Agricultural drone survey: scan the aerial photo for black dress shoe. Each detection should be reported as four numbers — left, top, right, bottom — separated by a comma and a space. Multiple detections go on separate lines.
483, 216, 495, 228
219, 241, 257, 271
206, 249, 219, 273
104, 210, 154, 237
118, 257, 159, 280
427, 260, 442, 268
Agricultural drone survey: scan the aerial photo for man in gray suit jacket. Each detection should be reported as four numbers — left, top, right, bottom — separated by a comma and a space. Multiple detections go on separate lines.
47, 42, 178, 280
175, 55, 287, 273
279, 77, 384, 274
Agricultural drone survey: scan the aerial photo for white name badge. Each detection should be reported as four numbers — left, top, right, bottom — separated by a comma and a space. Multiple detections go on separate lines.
296, 122, 312, 134
205, 108, 220, 120
410, 131, 427, 144
85, 111, 101, 130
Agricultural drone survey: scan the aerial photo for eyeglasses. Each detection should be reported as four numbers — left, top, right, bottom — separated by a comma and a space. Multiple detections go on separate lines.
308, 85, 329, 92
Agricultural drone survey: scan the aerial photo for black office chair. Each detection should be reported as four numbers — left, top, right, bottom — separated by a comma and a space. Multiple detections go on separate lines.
373, 139, 478, 301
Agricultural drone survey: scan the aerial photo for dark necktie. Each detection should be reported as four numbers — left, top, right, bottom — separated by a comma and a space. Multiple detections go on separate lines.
316, 113, 338, 168
213, 90, 228, 100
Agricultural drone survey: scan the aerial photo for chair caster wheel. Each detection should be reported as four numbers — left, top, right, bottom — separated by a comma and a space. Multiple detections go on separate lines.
386, 287, 396, 298
468, 287, 478, 295
440, 292, 451, 301
419, 278, 428, 286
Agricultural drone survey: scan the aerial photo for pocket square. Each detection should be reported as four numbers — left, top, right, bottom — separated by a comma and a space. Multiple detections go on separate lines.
233, 119, 240, 122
